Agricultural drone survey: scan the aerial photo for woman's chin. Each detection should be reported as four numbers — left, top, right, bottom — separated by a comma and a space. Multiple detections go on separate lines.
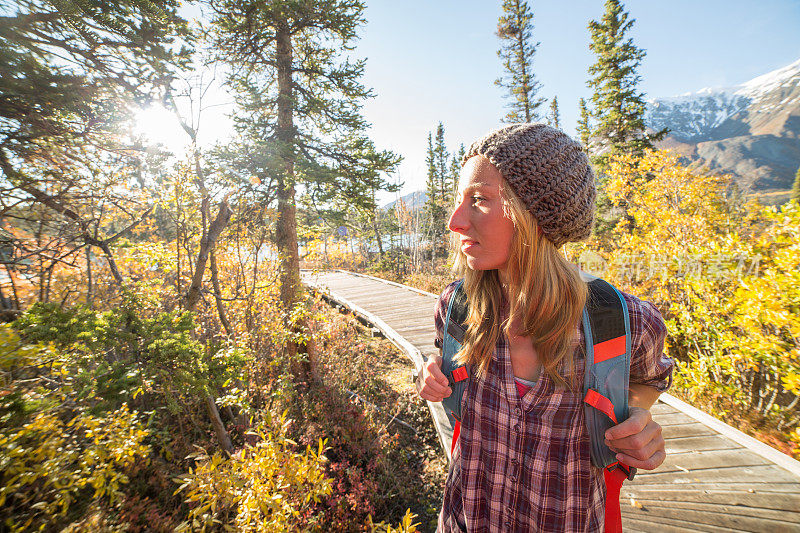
465, 256, 499, 271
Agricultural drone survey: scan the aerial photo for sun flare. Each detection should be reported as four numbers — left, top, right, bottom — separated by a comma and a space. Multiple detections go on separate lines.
132, 105, 189, 155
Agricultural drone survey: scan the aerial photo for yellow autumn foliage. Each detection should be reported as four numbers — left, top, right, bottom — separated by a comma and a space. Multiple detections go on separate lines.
586, 150, 799, 454
0, 326, 150, 531
175, 413, 332, 532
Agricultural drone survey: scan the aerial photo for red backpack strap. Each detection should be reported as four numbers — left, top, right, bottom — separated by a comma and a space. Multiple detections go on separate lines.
603, 464, 633, 533
451, 420, 461, 456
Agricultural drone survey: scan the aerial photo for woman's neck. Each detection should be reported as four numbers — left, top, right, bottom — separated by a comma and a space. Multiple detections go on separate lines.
498, 267, 510, 300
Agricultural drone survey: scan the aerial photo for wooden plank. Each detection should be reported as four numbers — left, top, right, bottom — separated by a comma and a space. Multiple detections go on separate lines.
402, 335, 438, 349
651, 402, 680, 415
622, 514, 744, 533
369, 308, 435, 321
304, 271, 457, 461
393, 325, 438, 337
634, 464, 800, 485
622, 501, 800, 531
660, 393, 800, 478
625, 481, 800, 494
382, 317, 434, 330
622, 489, 800, 513
654, 412, 704, 426
663, 435, 741, 453
662, 422, 717, 439
643, 449, 770, 476
337, 293, 397, 305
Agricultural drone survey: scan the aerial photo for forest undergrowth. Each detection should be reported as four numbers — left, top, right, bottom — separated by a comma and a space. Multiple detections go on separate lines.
1, 280, 446, 531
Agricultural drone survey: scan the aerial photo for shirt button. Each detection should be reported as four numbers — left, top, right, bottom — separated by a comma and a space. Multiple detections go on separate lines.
514, 407, 522, 416
514, 423, 521, 432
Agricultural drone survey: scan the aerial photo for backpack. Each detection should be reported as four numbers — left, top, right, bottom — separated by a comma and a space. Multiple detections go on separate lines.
439, 273, 635, 533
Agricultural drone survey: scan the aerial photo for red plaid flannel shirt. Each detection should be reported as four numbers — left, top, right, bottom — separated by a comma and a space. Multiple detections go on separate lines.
433, 280, 673, 532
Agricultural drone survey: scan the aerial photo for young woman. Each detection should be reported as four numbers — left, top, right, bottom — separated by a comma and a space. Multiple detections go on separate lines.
416, 124, 673, 532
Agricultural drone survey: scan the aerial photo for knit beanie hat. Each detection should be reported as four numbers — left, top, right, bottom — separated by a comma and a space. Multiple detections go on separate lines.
464, 123, 596, 248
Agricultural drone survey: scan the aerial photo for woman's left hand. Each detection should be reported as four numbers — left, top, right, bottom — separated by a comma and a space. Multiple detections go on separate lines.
604, 406, 666, 470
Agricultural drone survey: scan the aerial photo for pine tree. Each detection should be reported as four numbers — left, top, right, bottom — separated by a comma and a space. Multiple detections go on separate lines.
450, 143, 467, 201
547, 96, 561, 129
210, 0, 398, 373
434, 123, 451, 204
793, 165, 800, 203
586, 0, 667, 167
425, 132, 437, 197
577, 97, 591, 152
424, 123, 456, 258
495, 0, 545, 122
425, 132, 439, 222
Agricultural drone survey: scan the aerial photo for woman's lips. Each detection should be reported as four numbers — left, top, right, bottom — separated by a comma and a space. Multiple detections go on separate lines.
461, 239, 478, 252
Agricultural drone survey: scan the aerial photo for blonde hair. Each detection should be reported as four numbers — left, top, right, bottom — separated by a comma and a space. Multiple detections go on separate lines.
452, 179, 588, 389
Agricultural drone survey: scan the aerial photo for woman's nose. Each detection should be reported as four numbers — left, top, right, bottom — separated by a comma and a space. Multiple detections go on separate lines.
448, 200, 469, 233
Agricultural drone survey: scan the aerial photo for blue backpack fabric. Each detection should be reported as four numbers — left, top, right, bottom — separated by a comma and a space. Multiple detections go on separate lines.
439, 274, 633, 470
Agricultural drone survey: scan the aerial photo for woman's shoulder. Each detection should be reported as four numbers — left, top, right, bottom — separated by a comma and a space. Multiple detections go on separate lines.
434, 279, 463, 344
438, 279, 463, 302
618, 290, 664, 322
434, 279, 464, 321
617, 289, 668, 343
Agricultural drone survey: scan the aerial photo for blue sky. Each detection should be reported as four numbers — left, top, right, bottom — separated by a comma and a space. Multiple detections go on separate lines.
354, 0, 800, 201
154, 1, 800, 203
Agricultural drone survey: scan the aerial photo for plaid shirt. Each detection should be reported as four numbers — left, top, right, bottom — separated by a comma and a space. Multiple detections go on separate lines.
433, 280, 673, 532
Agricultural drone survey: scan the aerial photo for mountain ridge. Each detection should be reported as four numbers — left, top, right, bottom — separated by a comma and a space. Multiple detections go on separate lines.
646, 58, 800, 193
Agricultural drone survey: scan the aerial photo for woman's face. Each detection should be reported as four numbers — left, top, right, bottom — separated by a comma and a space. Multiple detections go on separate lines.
448, 155, 516, 273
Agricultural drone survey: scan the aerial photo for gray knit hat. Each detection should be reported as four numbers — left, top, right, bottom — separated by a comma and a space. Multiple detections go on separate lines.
464, 123, 596, 248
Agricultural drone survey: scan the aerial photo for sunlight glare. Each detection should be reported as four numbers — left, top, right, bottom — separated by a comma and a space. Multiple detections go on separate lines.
133, 105, 190, 155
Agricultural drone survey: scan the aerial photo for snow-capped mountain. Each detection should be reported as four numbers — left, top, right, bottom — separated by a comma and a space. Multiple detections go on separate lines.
382, 190, 427, 211
646, 58, 800, 193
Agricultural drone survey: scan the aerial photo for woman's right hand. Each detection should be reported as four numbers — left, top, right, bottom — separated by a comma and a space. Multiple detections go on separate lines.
416, 353, 452, 402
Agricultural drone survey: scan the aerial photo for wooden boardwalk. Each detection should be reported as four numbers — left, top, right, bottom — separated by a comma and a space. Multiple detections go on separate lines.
302, 269, 800, 532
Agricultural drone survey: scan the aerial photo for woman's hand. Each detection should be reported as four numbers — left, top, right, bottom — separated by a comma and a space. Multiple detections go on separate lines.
415, 353, 452, 402
604, 406, 666, 470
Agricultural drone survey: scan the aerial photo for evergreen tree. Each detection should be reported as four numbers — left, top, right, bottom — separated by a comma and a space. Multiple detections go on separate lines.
423, 123, 456, 258
425, 132, 442, 227
586, 0, 667, 167
495, 0, 545, 122
451, 143, 467, 200
577, 97, 591, 152
547, 96, 561, 129
793, 165, 800, 203
0, 0, 192, 298
434, 123, 451, 204
209, 0, 398, 371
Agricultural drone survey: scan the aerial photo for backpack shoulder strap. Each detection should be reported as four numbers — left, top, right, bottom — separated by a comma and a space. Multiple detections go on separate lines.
581, 273, 633, 469
581, 273, 635, 533
441, 279, 469, 422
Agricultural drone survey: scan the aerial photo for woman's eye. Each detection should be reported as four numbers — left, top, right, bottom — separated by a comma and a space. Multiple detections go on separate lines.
471, 195, 485, 204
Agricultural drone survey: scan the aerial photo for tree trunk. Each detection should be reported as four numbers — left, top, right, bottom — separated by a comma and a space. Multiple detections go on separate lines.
372, 213, 384, 256
86, 246, 93, 307
210, 249, 234, 338
276, 24, 300, 309
98, 241, 124, 287
275, 22, 312, 379
175, 178, 182, 308
181, 197, 233, 453
205, 394, 233, 454
4, 262, 20, 312
184, 199, 232, 310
